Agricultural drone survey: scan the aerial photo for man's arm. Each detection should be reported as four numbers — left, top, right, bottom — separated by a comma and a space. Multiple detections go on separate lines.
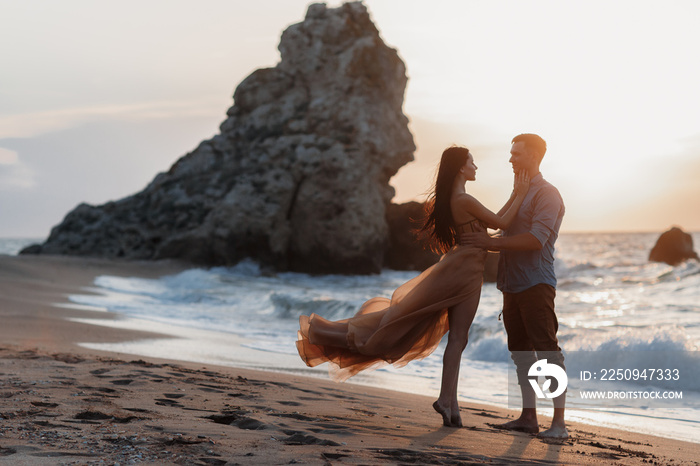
461, 231, 542, 252
487, 232, 542, 251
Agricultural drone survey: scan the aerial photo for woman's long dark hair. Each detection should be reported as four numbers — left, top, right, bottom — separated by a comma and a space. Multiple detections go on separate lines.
418, 146, 470, 254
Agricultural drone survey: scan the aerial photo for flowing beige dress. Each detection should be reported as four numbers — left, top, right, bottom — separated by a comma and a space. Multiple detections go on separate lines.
296, 236, 487, 381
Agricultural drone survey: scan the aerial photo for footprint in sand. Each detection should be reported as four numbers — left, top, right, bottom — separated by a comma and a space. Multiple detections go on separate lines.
78, 386, 119, 397
309, 422, 354, 436
0, 447, 17, 456
268, 412, 319, 422
197, 386, 225, 393
154, 398, 185, 408
282, 431, 340, 446
110, 379, 134, 386
74, 410, 140, 424
277, 400, 302, 406
348, 407, 377, 416
207, 412, 267, 430
30, 401, 59, 408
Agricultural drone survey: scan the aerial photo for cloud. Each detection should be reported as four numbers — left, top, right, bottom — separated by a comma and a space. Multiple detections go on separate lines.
0, 148, 18, 165
0, 99, 226, 139
0, 110, 223, 237
0, 149, 35, 190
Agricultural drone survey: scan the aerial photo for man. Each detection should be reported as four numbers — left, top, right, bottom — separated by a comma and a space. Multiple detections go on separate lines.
462, 133, 567, 438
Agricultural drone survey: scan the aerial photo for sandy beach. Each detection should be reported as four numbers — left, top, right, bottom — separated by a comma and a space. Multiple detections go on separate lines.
0, 254, 697, 465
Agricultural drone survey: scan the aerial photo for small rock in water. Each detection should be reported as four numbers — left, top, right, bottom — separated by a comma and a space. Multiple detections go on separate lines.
648, 226, 699, 266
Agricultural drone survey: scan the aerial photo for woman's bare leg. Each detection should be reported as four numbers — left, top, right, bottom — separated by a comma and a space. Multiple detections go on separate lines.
435, 294, 479, 427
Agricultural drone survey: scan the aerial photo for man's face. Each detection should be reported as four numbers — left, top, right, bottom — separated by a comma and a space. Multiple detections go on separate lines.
509, 141, 532, 174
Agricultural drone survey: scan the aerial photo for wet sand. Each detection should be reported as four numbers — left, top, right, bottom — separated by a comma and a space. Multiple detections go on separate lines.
0, 254, 697, 464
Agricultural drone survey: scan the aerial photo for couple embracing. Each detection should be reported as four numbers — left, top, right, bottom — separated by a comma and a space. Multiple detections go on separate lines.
296, 133, 568, 439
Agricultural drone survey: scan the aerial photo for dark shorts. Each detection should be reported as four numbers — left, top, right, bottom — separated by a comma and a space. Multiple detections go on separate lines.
503, 283, 561, 354
503, 284, 565, 395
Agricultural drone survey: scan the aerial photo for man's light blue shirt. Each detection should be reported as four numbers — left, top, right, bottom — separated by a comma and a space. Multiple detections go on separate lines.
497, 173, 565, 294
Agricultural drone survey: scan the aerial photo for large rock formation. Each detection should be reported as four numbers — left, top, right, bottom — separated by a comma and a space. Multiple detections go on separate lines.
649, 226, 699, 266
23, 2, 415, 274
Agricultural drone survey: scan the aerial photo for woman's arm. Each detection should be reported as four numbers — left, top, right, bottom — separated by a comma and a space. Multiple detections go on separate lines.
458, 172, 529, 230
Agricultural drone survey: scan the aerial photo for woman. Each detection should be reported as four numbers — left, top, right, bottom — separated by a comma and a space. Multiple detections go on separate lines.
296, 146, 529, 427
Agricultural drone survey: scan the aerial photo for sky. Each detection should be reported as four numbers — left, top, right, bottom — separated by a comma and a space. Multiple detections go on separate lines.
1, 0, 699, 238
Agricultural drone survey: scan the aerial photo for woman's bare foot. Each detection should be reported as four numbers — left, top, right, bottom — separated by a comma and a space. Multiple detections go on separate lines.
432, 401, 452, 427
450, 410, 463, 428
496, 418, 539, 434
448, 400, 463, 427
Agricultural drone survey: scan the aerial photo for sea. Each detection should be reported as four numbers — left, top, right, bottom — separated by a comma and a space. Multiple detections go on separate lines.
2, 233, 699, 444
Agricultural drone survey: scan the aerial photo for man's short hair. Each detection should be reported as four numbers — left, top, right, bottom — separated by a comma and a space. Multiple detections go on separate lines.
512, 133, 547, 162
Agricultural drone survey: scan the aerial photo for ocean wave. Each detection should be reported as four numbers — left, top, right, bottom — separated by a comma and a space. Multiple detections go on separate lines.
557, 261, 600, 276
269, 292, 359, 320
465, 334, 510, 363
557, 278, 596, 290
67, 249, 699, 396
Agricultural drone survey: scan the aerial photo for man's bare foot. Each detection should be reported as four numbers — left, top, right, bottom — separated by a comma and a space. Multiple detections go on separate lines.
432, 401, 453, 427
495, 418, 539, 434
537, 424, 569, 439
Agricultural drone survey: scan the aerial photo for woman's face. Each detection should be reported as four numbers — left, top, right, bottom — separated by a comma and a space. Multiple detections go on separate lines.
461, 153, 477, 181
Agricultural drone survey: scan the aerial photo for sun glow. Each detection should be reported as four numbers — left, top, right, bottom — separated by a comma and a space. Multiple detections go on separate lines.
380, 1, 700, 232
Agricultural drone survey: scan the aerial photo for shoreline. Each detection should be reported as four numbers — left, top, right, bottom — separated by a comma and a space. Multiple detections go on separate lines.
0, 254, 698, 464
62, 307, 700, 446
